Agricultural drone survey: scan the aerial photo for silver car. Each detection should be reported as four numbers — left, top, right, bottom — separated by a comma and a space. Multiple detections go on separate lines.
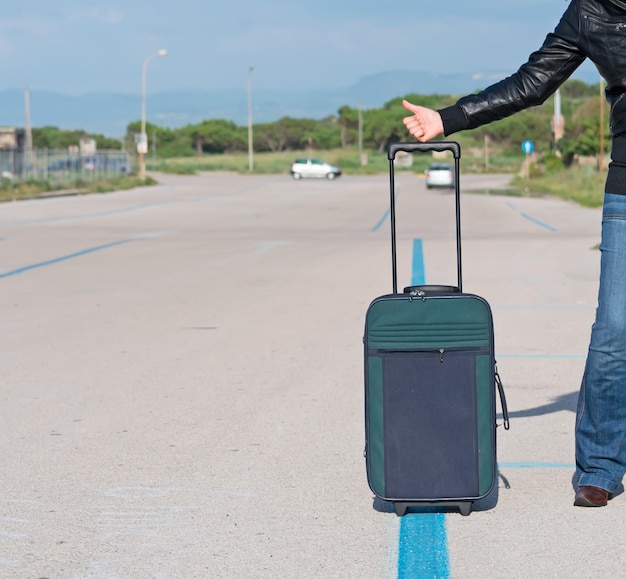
425, 162, 454, 189
290, 157, 342, 180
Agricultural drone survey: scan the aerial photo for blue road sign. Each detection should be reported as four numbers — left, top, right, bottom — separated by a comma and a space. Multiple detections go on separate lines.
522, 140, 534, 154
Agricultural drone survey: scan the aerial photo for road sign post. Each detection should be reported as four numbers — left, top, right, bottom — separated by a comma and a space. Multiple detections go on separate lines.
522, 140, 534, 179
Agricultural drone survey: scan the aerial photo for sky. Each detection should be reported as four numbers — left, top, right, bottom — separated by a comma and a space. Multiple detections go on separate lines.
0, 0, 598, 96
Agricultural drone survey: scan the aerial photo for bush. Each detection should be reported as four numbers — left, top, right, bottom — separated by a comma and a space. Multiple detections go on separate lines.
542, 152, 565, 173
511, 165, 605, 207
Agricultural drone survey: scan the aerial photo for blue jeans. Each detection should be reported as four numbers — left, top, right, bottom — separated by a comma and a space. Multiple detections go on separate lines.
575, 193, 626, 493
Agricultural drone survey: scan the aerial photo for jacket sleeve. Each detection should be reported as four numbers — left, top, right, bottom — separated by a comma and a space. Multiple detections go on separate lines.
438, 1, 586, 136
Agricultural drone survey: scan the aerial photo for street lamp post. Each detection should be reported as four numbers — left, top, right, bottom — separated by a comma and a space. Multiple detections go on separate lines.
247, 65, 254, 172
139, 49, 167, 180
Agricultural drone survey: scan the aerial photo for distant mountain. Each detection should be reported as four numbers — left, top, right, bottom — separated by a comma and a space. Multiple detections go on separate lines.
0, 69, 600, 138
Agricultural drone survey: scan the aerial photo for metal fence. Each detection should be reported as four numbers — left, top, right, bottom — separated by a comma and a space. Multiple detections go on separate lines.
0, 148, 134, 186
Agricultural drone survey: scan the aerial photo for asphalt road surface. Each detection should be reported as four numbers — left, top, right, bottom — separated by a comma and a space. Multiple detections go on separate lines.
1, 169, 624, 578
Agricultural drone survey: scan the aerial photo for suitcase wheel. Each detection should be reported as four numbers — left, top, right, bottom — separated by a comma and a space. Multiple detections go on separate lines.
392, 501, 473, 516
458, 502, 472, 516
394, 503, 408, 517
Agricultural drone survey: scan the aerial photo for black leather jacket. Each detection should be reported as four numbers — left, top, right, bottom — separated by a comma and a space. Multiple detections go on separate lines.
439, 0, 626, 138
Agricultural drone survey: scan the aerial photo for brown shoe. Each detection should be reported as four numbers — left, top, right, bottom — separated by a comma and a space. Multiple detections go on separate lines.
574, 485, 610, 507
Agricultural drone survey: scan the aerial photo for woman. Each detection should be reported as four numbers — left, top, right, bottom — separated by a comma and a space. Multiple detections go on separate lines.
403, 0, 626, 507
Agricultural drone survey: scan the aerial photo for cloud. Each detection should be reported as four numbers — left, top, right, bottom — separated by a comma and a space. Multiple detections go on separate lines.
0, 17, 57, 59
82, 7, 124, 24
0, 16, 56, 36
0, 37, 14, 59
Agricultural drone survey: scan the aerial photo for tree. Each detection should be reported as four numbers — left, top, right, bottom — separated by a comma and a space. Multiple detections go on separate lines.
31, 126, 122, 150
559, 117, 603, 161
558, 93, 610, 163
115, 79, 613, 161
308, 116, 341, 150
337, 105, 358, 147
32, 126, 87, 149
126, 121, 194, 158
91, 133, 123, 150
254, 117, 309, 152
363, 103, 406, 152
561, 78, 598, 99
186, 119, 245, 154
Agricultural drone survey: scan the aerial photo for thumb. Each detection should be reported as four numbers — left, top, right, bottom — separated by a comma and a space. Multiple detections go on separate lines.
402, 99, 419, 114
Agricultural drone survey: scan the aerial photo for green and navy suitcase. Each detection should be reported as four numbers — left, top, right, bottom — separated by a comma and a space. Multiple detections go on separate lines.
364, 142, 509, 516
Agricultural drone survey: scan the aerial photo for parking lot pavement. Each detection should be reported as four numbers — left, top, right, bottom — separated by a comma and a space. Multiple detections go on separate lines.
0, 172, 623, 578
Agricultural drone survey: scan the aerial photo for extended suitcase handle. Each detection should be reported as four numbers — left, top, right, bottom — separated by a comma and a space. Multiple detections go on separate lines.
388, 141, 460, 160
388, 141, 462, 293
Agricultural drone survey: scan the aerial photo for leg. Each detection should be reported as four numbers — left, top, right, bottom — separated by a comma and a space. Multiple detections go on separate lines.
575, 193, 626, 493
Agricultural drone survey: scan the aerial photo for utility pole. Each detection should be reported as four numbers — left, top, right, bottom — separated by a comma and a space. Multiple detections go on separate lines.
358, 99, 363, 165
552, 87, 564, 152
152, 131, 157, 170
247, 66, 254, 172
139, 49, 167, 181
554, 88, 562, 133
24, 84, 33, 177
484, 134, 490, 172
358, 99, 367, 166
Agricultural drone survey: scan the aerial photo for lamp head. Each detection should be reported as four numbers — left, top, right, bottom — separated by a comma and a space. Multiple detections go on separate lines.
157, 49, 168, 57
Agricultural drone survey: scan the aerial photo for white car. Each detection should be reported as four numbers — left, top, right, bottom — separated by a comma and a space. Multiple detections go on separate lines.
290, 158, 342, 180
425, 162, 454, 189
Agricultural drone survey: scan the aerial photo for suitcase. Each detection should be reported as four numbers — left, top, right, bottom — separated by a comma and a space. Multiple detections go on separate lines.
364, 141, 509, 517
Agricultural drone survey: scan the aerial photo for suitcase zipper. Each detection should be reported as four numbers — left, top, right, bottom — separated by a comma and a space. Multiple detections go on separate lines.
408, 289, 426, 301
368, 346, 490, 361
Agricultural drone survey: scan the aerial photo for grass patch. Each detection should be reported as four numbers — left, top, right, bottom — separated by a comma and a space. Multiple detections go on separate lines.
157, 163, 199, 175
464, 187, 528, 198
0, 175, 157, 202
79, 175, 158, 193
511, 166, 606, 208
156, 148, 430, 176
0, 179, 56, 202
155, 148, 526, 177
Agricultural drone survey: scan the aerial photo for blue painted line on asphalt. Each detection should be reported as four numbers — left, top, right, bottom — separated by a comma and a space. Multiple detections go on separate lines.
469, 277, 594, 284
371, 207, 390, 232
499, 462, 575, 469
505, 201, 558, 232
399, 514, 450, 579
371, 189, 398, 232
498, 354, 585, 359
494, 305, 593, 310
9, 203, 156, 227
411, 239, 425, 286
397, 238, 450, 579
0, 238, 136, 278
3, 183, 268, 228
520, 212, 558, 232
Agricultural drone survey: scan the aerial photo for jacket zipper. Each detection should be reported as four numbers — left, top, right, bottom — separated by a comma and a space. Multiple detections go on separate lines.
583, 14, 626, 31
